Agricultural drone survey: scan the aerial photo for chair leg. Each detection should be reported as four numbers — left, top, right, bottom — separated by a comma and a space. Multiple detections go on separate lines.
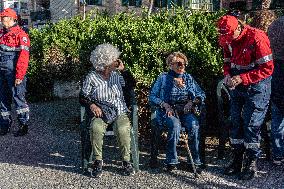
261, 120, 271, 160
150, 124, 161, 167
80, 116, 92, 174
130, 127, 139, 172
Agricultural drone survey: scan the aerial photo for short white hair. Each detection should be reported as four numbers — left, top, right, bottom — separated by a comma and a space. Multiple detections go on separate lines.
90, 43, 121, 71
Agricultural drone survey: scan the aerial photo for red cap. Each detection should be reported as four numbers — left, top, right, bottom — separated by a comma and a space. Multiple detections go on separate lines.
0, 8, 18, 20
217, 15, 238, 35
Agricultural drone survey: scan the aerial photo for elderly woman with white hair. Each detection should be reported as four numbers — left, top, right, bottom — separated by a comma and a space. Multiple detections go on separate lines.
79, 43, 134, 178
149, 52, 206, 173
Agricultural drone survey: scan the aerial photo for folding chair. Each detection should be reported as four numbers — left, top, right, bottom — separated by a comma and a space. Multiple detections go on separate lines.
216, 79, 230, 159
150, 104, 206, 178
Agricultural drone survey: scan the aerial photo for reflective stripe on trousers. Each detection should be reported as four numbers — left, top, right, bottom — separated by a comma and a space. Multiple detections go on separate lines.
0, 70, 29, 127
229, 77, 271, 158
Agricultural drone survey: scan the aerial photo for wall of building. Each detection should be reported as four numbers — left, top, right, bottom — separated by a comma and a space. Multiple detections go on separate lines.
80, 0, 150, 16
50, 0, 78, 22
0, 0, 31, 26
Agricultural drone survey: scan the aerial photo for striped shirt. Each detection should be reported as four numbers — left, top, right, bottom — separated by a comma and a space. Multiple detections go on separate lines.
81, 70, 127, 115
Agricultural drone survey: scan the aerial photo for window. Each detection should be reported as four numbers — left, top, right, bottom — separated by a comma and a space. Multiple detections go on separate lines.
122, 0, 142, 7
229, 1, 246, 11
85, 0, 102, 6
270, 0, 284, 8
20, 2, 28, 10
154, 0, 213, 9
154, 0, 164, 8
190, 0, 213, 11
154, 0, 177, 8
14, 2, 19, 9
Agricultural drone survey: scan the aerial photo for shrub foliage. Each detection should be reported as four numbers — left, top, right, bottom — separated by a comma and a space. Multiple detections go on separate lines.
29, 9, 224, 94
28, 9, 225, 132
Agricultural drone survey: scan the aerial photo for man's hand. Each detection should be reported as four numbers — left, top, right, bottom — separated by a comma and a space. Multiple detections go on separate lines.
161, 102, 174, 117
184, 100, 193, 114
231, 75, 242, 88
90, 104, 103, 118
224, 75, 233, 88
15, 79, 22, 86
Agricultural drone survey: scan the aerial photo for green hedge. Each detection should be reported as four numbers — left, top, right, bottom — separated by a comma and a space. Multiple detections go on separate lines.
28, 8, 224, 101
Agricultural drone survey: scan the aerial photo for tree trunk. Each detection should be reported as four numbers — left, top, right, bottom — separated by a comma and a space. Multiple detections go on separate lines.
148, 0, 154, 16
250, 0, 277, 32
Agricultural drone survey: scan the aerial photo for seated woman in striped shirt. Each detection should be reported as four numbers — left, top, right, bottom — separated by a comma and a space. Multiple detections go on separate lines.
79, 43, 134, 178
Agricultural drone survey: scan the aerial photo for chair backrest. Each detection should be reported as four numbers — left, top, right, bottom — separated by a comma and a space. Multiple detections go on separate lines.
216, 79, 231, 124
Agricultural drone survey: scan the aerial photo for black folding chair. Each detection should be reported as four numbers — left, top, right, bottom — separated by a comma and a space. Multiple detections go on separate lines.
150, 104, 206, 178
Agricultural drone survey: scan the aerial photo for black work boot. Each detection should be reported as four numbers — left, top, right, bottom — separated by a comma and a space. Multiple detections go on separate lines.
122, 161, 135, 176
149, 158, 159, 169
150, 123, 161, 169
91, 160, 103, 178
239, 157, 257, 180
0, 127, 10, 136
187, 163, 203, 174
224, 151, 244, 176
14, 124, 28, 137
164, 164, 177, 172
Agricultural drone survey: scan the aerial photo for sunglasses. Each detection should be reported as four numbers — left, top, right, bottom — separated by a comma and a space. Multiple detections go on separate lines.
171, 61, 185, 67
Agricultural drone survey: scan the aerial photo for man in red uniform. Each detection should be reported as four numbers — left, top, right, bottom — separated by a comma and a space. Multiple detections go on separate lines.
217, 15, 274, 180
0, 8, 30, 137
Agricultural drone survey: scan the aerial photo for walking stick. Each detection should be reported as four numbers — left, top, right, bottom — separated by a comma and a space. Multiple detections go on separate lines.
130, 90, 139, 172
173, 108, 198, 178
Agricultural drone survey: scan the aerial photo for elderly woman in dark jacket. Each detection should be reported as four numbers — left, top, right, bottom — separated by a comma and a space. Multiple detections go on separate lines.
149, 52, 206, 172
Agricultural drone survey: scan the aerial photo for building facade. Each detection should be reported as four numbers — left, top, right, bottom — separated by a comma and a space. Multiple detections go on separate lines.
220, 0, 283, 11
48, 0, 217, 22
0, 0, 31, 25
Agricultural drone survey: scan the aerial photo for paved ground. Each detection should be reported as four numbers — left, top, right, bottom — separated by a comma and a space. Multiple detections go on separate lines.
0, 99, 283, 189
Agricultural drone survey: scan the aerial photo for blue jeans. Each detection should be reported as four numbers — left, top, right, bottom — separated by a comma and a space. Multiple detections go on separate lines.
271, 102, 284, 159
229, 77, 271, 158
152, 109, 201, 165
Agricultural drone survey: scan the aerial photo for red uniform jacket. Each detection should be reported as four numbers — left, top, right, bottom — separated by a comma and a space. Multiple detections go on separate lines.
0, 25, 30, 80
221, 25, 274, 85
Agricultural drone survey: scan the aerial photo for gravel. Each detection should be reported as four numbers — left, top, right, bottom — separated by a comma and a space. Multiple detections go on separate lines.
0, 98, 283, 189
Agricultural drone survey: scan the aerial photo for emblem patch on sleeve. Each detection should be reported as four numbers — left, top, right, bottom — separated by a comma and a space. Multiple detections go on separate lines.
22, 37, 28, 43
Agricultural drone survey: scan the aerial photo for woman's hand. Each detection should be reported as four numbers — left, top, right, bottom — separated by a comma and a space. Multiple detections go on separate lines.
184, 100, 193, 114
90, 104, 103, 117
161, 102, 174, 117
224, 75, 233, 88
116, 59, 125, 71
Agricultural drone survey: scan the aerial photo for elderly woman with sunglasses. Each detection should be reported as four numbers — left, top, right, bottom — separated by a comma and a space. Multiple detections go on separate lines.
149, 52, 206, 172
79, 43, 134, 178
